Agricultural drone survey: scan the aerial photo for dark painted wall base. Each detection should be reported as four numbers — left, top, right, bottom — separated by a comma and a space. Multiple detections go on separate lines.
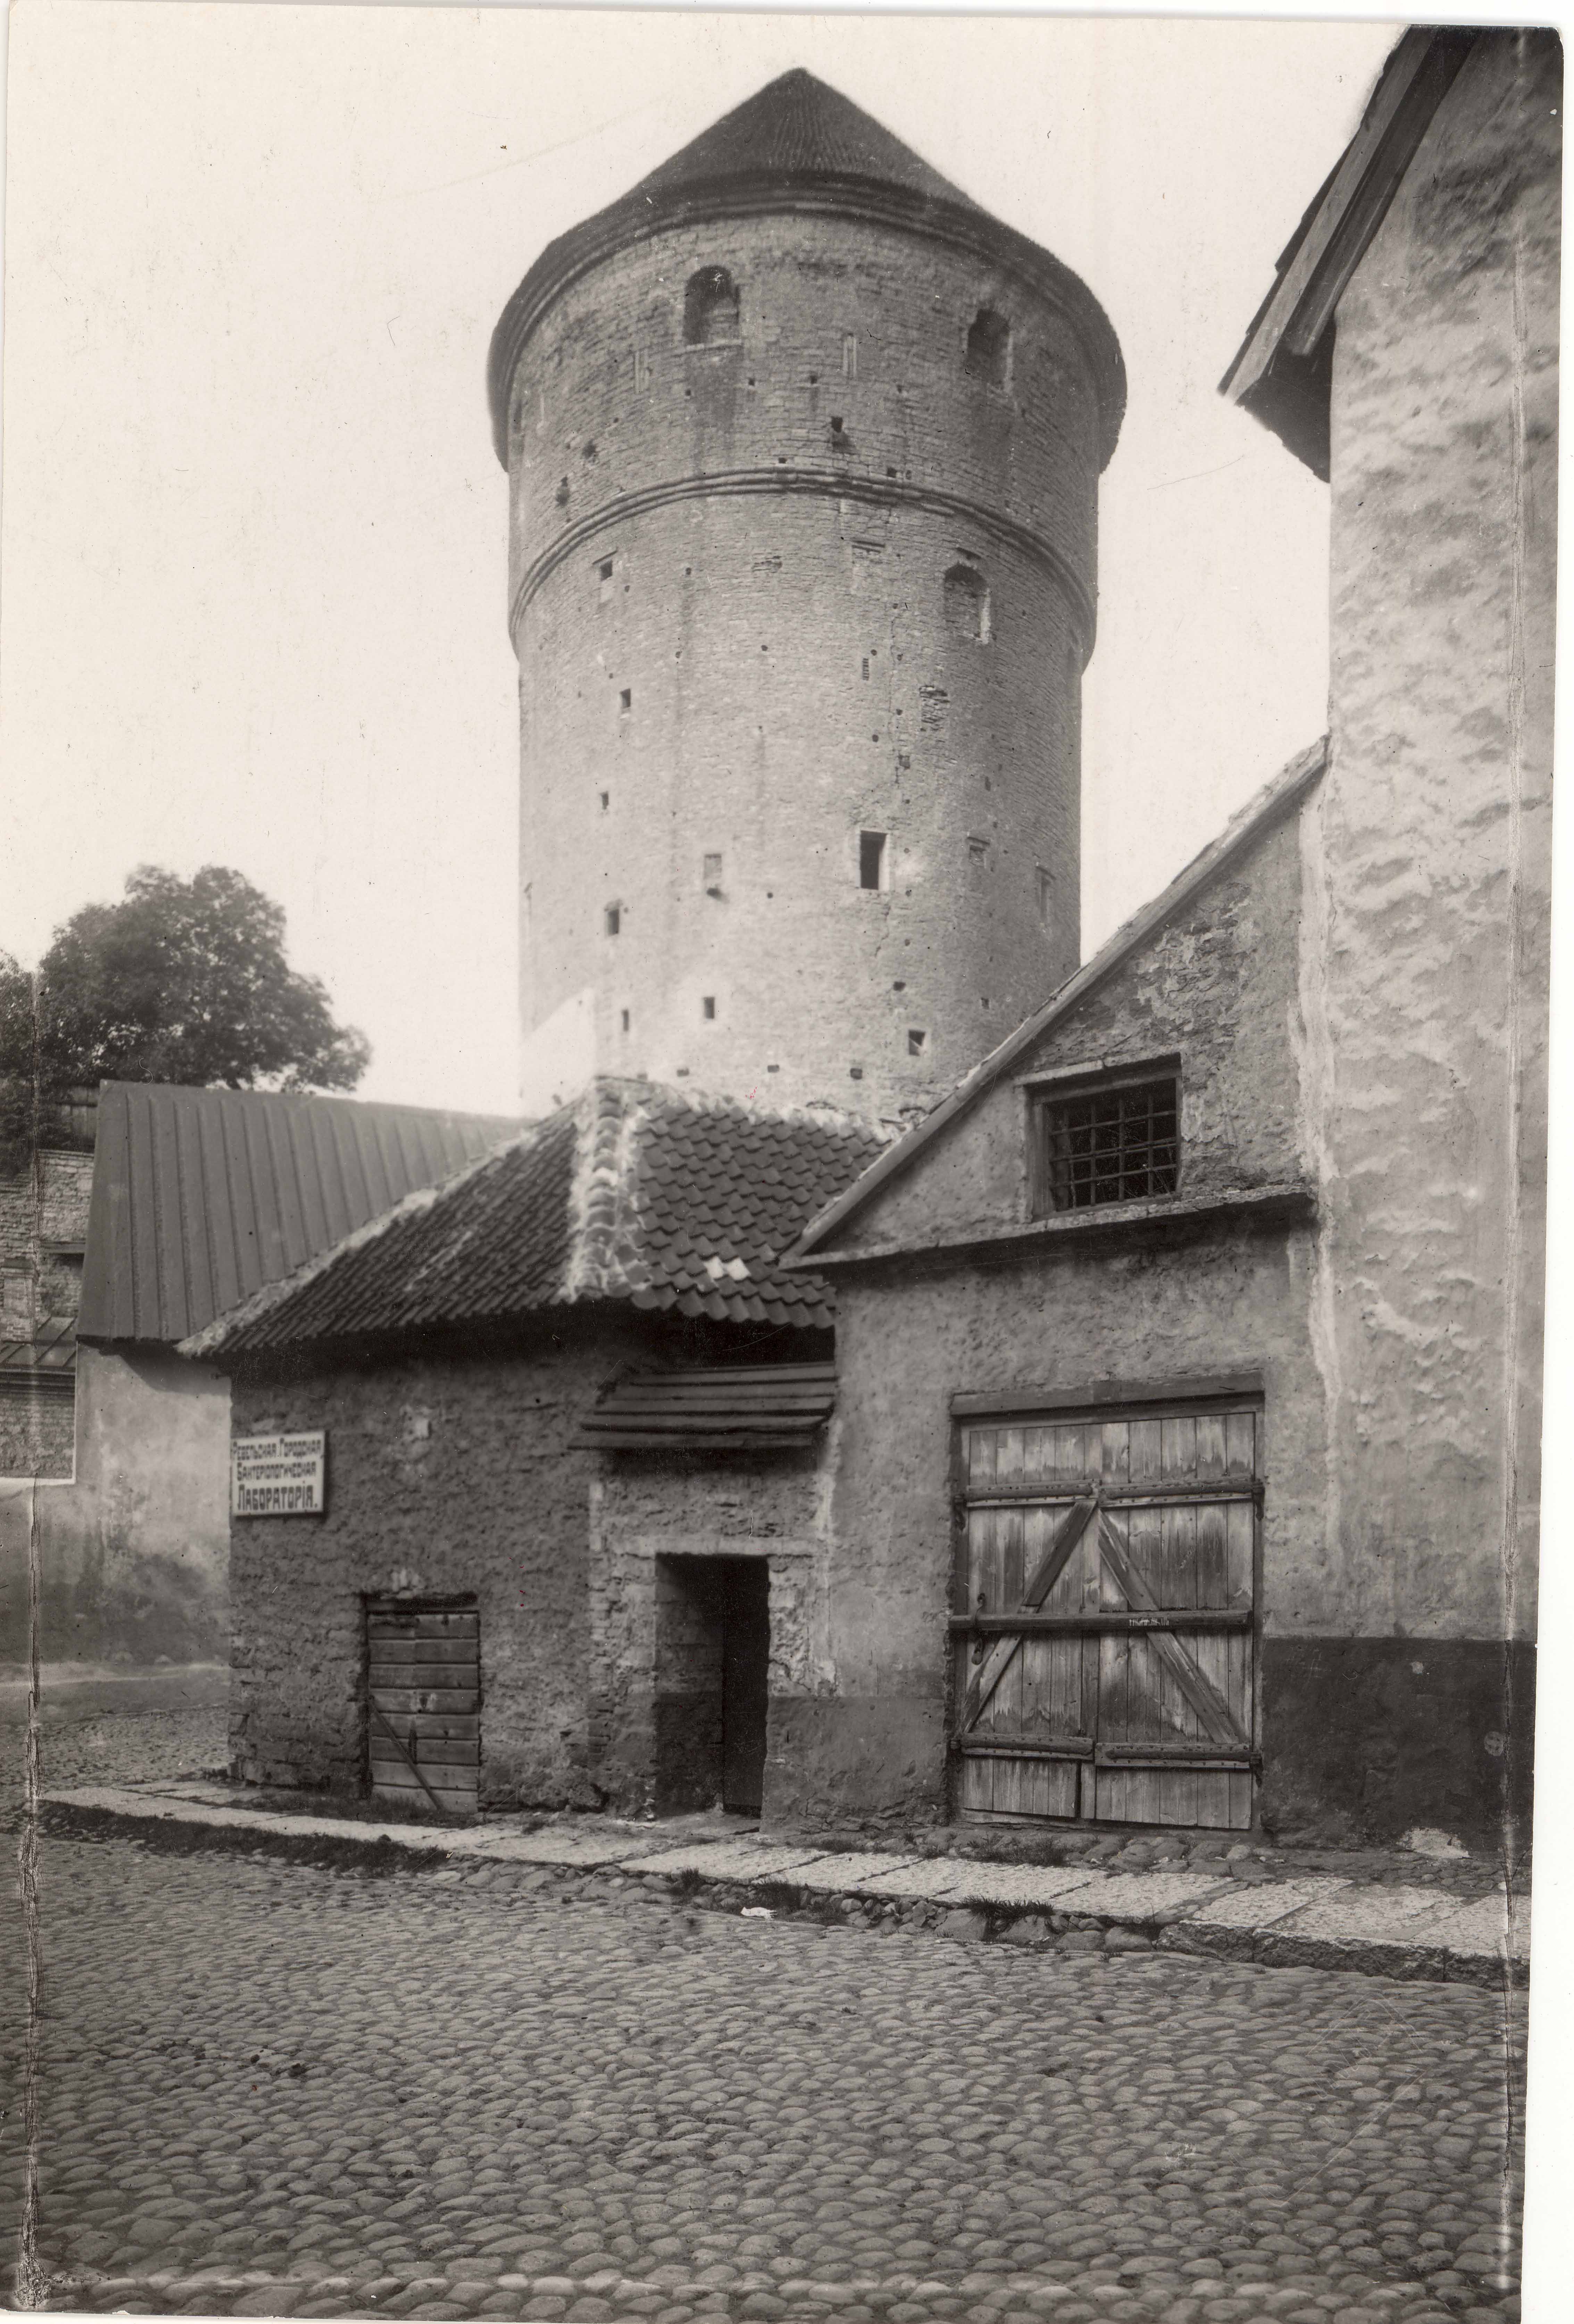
764, 1694, 946, 1835
1260, 1635, 1534, 1853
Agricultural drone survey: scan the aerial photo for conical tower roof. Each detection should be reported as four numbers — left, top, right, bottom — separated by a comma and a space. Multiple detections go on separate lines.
488, 67, 1124, 470
630, 68, 980, 215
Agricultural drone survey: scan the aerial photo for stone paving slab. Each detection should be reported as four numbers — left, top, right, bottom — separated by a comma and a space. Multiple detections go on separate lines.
1427, 1892, 1529, 1959
850, 1858, 971, 1899
42, 1786, 450, 1854
1054, 1868, 1231, 1918
36, 1784, 1525, 1985
135, 1780, 239, 1806
447, 1826, 659, 1866
620, 1838, 828, 1879
1185, 1874, 1352, 1929
1269, 1881, 1451, 1944
903, 1859, 1105, 1909
787, 1849, 919, 1891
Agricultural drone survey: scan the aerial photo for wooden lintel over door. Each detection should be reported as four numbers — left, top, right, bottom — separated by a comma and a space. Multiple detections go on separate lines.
952, 1400, 1260, 1830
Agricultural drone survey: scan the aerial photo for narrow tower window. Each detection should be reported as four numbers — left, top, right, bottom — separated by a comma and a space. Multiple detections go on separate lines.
605, 904, 622, 936
621, 1009, 630, 1032
944, 563, 991, 644
842, 333, 859, 378
1036, 866, 1055, 931
963, 306, 1011, 390
702, 996, 716, 1021
684, 266, 740, 346
598, 558, 615, 603
619, 688, 632, 715
859, 831, 888, 891
907, 1029, 927, 1056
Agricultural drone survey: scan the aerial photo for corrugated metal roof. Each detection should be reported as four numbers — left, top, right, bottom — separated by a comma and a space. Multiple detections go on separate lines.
573, 1362, 838, 1451
78, 1082, 520, 1346
0, 1313, 77, 1380
183, 1078, 888, 1363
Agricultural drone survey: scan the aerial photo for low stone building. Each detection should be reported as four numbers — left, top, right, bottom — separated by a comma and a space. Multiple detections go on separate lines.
0, 1080, 511, 1668
184, 1081, 882, 1818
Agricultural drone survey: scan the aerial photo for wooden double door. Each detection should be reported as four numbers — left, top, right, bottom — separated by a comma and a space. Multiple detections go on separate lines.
953, 1399, 1259, 1830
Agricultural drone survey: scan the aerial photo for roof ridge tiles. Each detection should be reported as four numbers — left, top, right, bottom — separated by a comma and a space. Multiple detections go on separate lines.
186, 1072, 882, 1358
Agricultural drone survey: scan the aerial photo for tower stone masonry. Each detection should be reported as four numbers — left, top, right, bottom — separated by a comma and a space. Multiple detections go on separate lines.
489, 70, 1125, 1118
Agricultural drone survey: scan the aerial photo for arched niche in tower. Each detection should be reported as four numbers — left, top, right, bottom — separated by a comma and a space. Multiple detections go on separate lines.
684, 267, 741, 347
943, 562, 992, 645
963, 306, 1011, 391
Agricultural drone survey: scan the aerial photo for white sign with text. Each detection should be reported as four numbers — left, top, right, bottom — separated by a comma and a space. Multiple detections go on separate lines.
232, 1431, 326, 1517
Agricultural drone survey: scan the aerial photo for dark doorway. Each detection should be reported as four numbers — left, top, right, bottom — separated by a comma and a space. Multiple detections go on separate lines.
653, 1555, 770, 1815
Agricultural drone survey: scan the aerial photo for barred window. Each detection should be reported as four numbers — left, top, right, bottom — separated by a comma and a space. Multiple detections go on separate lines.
1035, 1077, 1180, 1213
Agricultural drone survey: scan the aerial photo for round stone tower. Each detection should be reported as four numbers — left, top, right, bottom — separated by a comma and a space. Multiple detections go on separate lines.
489, 68, 1124, 1119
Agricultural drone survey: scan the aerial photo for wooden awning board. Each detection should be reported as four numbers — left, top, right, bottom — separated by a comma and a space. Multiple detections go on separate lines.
575, 1362, 837, 1450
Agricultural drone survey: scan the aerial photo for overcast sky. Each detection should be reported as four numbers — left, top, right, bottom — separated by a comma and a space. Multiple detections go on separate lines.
0, 2, 1401, 1112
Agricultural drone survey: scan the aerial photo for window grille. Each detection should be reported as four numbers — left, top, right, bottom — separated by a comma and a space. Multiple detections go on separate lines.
1036, 1077, 1180, 1213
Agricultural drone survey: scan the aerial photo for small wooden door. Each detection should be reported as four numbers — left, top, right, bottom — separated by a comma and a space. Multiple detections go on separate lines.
952, 1401, 1258, 1830
366, 1603, 480, 1816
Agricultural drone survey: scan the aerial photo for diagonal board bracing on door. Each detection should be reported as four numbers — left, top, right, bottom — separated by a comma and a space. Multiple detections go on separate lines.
960, 1495, 1098, 1728
1093, 1511, 1250, 1752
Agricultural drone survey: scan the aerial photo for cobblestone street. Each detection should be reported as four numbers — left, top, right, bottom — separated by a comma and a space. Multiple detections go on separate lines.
4, 1811, 1525, 2324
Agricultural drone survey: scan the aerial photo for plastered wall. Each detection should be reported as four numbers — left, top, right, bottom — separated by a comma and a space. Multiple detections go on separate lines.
809, 770, 1538, 1844
1318, 29, 1558, 1654
0, 1347, 231, 1668
506, 213, 1104, 1117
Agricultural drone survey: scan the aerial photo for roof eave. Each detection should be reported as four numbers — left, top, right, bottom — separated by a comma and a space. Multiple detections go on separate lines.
1219, 27, 1478, 476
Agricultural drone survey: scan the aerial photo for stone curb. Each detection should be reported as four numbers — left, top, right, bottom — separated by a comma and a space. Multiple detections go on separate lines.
36, 1785, 1529, 1990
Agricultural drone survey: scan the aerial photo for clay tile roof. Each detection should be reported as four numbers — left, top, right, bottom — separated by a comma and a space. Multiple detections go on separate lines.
182, 1078, 889, 1363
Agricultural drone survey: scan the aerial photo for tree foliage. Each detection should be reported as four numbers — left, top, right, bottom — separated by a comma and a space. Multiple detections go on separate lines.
0, 867, 370, 1165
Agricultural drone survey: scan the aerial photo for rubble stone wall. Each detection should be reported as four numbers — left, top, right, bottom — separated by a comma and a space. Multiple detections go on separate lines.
228, 1340, 613, 1807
